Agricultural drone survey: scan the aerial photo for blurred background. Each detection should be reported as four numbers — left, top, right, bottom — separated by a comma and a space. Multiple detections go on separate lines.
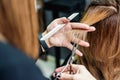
35, 0, 91, 79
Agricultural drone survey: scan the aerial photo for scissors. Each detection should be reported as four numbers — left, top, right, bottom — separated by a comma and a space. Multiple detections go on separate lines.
54, 34, 79, 80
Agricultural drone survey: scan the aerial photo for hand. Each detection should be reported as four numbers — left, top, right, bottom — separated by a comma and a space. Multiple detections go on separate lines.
54, 64, 96, 80
43, 17, 95, 56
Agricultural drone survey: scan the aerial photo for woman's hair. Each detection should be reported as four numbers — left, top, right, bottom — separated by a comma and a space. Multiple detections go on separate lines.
77, 0, 120, 80
0, 0, 39, 59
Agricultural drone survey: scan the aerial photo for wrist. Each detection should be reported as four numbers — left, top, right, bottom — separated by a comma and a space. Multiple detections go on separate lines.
41, 31, 52, 48
39, 32, 50, 51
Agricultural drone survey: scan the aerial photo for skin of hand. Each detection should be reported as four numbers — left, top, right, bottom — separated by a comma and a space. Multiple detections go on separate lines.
42, 17, 96, 56
54, 64, 96, 80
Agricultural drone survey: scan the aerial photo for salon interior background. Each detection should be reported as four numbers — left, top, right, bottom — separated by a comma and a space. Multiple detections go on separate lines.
36, 0, 91, 79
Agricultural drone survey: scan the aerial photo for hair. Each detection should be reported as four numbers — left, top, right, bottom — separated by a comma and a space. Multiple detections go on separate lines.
0, 0, 39, 59
76, 0, 120, 80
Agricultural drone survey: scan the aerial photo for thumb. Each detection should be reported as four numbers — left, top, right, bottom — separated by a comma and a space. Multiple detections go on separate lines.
59, 73, 74, 80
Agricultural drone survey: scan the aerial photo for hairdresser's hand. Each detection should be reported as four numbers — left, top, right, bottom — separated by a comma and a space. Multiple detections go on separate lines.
43, 17, 95, 56
54, 64, 96, 80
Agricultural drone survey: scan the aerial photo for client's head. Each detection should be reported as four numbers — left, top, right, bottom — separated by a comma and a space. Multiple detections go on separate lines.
77, 0, 120, 80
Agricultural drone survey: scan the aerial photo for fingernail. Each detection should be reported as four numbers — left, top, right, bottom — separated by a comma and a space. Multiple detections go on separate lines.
85, 43, 90, 47
76, 50, 83, 56
90, 26, 96, 31
83, 23, 90, 29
